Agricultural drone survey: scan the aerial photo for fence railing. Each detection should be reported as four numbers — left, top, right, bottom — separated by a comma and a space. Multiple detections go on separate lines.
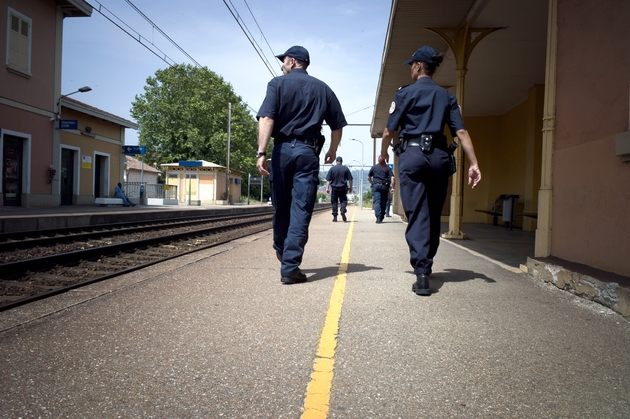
124, 182, 178, 199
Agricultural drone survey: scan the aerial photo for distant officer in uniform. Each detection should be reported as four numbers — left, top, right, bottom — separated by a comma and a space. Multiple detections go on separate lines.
326, 156, 353, 222
367, 156, 395, 223
256, 45, 347, 284
380, 46, 481, 296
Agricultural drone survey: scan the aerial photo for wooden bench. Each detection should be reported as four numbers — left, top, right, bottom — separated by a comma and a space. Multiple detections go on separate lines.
475, 194, 520, 229
518, 212, 538, 219
95, 197, 125, 206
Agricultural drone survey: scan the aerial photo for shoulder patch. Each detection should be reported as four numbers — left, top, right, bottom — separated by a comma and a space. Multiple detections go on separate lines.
397, 84, 409, 91
389, 101, 396, 114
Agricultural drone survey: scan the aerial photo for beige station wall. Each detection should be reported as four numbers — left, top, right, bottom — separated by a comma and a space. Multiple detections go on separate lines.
552, 0, 630, 277
461, 85, 544, 231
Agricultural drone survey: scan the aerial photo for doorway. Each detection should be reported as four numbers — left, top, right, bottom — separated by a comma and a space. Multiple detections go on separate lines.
2, 135, 23, 206
60, 148, 75, 205
94, 154, 109, 198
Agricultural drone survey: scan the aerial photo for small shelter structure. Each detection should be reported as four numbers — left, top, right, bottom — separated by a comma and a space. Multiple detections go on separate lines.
161, 160, 242, 205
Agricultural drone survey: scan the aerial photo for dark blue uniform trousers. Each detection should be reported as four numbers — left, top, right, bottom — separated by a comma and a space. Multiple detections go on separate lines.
270, 141, 319, 277
330, 187, 348, 216
372, 184, 389, 219
398, 146, 451, 276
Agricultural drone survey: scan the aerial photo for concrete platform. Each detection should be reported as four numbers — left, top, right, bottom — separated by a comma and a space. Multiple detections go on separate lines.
0, 206, 628, 418
0, 203, 275, 233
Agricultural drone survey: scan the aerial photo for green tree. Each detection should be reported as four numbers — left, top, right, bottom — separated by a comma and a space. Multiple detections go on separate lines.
130, 64, 259, 174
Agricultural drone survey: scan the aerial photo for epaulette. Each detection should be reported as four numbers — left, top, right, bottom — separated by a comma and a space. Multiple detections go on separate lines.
397, 84, 409, 91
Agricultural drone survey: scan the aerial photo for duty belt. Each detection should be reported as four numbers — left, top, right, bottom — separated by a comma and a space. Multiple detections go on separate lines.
276, 137, 319, 146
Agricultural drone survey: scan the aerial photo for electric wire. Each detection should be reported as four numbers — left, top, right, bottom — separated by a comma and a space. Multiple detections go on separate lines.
90, 0, 176, 67
242, 0, 277, 60
222, 0, 277, 77
124, 0, 202, 68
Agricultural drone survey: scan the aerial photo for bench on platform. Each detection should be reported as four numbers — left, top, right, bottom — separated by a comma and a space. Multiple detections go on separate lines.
518, 212, 538, 219
475, 194, 520, 229
95, 197, 125, 206
475, 196, 504, 226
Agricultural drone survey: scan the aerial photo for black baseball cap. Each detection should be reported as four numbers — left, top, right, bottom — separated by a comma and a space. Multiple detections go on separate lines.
276, 46, 310, 64
336, 156, 343, 162
403, 46, 437, 65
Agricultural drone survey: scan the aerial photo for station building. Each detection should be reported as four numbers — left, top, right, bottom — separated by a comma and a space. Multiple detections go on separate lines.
0, 0, 137, 207
372, 0, 630, 279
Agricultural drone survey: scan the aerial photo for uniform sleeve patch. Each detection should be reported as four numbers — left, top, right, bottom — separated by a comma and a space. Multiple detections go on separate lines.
389, 101, 396, 114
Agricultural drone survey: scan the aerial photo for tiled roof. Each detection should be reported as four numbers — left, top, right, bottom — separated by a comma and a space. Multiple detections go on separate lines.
125, 155, 160, 173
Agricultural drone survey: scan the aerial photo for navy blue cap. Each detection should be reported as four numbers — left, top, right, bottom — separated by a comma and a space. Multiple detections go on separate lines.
336, 156, 343, 162
276, 46, 310, 64
403, 46, 437, 65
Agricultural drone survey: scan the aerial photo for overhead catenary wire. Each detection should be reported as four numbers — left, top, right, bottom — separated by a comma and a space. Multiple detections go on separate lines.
90, 0, 177, 67
222, 0, 277, 78
124, 0, 202, 68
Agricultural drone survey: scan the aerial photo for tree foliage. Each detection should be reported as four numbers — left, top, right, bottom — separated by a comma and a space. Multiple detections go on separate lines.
130, 64, 258, 175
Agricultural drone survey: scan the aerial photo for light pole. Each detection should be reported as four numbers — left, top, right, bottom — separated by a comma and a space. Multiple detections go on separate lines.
348, 138, 364, 209
52, 86, 92, 202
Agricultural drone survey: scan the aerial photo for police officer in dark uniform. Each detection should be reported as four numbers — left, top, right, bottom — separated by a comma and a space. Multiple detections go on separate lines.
367, 156, 395, 223
326, 156, 353, 222
380, 46, 481, 296
256, 45, 347, 284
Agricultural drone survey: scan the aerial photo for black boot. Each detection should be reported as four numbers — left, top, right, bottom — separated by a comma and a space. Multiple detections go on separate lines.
333, 215, 337, 222
412, 274, 431, 296
341, 212, 347, 222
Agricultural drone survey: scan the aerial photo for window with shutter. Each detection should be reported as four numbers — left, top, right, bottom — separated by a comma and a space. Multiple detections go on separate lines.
7, 8, 31, 75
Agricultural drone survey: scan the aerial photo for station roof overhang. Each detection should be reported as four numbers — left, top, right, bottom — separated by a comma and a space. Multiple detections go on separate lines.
59, 0, 93, 18
370, 0, 549, 138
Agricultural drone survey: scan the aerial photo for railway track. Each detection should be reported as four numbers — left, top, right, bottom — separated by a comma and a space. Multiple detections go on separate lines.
0, 211, 278, 311
0, 206, 327, 311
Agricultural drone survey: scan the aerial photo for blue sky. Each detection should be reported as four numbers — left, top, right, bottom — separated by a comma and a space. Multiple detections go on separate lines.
61, 0, 392, 168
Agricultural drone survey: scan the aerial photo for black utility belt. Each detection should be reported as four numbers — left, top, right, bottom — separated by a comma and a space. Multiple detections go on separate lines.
373, 183, 391, 187
276, 138, 318, 146
394, 134, 449, 155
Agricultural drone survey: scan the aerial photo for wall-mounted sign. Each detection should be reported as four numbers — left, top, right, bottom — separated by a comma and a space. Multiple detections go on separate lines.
59, 120, 78, 130
123, 145, 146, 155
82, 155, 92, 169
178, 161, 202, 167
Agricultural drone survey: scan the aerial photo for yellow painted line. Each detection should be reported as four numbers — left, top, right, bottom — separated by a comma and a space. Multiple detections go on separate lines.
301, 206, 356, 419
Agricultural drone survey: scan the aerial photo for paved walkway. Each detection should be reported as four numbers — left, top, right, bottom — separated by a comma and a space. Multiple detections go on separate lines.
1, 207, 628, 418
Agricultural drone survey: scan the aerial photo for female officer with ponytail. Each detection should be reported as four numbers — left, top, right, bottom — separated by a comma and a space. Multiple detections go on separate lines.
380, 46, 482, 296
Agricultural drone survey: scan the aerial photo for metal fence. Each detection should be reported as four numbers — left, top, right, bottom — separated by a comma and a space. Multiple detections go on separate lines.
124, 182, 178, 199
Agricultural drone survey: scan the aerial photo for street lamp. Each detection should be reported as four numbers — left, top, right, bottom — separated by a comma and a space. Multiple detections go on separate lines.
348, 138, 364, 210
56, 85, 92, 120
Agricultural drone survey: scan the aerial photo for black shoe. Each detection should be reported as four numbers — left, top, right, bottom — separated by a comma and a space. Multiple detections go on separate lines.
281, 269, 307, 284
341, 213, 347, 222
276, 250, 282, 262
332, 216, 337, 222
376, 216, 383, 224
412, 274, 431, 296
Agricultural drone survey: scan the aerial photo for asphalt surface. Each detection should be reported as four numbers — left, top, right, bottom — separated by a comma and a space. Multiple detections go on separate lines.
1, 206, 628, 418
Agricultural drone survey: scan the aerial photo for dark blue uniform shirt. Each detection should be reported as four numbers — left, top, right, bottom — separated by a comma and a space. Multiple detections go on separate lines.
386, 77, 465, 139
257, 69, 347, 140
368, 164, 394, 184
326, 164, 353, 188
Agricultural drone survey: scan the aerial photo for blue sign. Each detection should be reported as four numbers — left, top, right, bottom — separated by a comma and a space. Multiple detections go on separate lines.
59, 120, 78, 130
178, 161, 202, 167
123, 145, 146, 155
250, 177, 262, 185
387, 164, 394, 170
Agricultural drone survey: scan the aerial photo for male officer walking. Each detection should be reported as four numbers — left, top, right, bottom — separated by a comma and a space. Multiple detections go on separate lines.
367, 156, 395, 223
256, 46, 347, 284
326, 156, 353, 222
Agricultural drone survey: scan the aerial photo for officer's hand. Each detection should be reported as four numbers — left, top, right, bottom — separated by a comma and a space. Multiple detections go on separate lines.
256, 156, 269, 176
468, 165, 481, 188
324, 150, 336, 164
381, 152, 390, 163
326, 188, 330, 195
